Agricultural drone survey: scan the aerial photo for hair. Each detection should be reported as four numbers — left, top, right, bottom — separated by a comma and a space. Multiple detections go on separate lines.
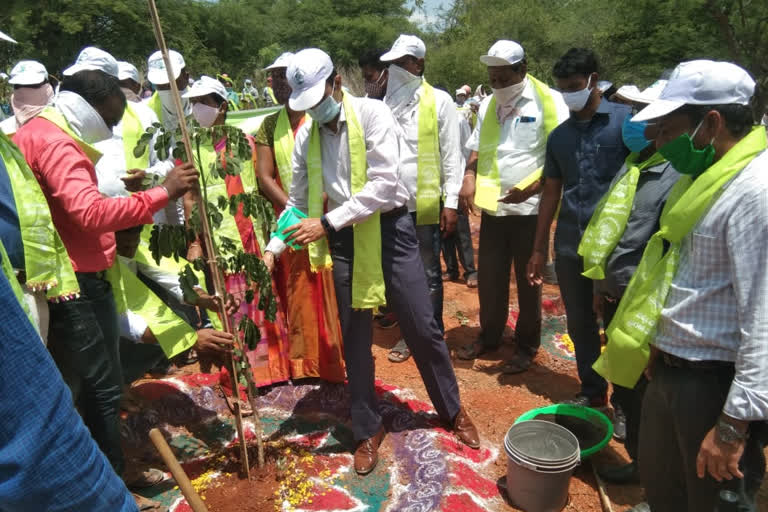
553, 48, 599, 79
60, 69, 125, 109
358, 49, 388, 71
676, 103, 755, 139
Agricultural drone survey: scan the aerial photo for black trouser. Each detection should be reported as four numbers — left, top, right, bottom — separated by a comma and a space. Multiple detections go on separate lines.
442, 211, 476, 280
602, 297, 645, 461
47, 272, 124, 475
639, 355, 767, 511
477, 213, 541, 356
329, 210, 461, 441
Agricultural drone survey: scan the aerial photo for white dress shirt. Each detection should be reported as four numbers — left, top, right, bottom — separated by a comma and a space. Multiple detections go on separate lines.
386, 82, 463, 212
466, 79, 569, 216
94, 100, 181, 225
654, 149, 768, 421
265, 94, 409, 257
0, 116, 17, 136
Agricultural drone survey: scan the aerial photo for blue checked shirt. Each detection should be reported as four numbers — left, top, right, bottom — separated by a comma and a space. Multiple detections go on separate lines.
654, 149, 768, 422
0, 253, 137, 511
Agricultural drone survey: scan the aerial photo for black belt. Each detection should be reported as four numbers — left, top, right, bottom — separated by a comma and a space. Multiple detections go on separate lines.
381, 205, 408, 219
660, 351, 734, 370
76, 270, 107, 280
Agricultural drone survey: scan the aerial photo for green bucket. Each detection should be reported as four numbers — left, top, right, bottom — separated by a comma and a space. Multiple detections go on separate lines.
515, 404, 613, 459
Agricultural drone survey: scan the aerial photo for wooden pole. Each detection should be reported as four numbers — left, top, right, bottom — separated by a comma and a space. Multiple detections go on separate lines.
591, 462, 614, 512
149, 428, 209, 512
146, 0, 250, 478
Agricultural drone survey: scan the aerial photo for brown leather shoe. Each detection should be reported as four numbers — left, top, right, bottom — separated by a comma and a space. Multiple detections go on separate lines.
354, 427, 386, 475
452, 407, 480, 449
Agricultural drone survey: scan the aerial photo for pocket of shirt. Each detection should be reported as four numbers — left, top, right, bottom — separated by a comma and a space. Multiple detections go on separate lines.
688, 231, 726, 284
511, 120, 542, 150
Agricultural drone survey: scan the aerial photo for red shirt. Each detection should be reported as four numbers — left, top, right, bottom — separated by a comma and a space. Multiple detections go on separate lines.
13, 117, 169, 272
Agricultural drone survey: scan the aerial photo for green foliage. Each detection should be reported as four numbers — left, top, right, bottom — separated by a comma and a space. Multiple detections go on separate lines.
148, 223, 194, 264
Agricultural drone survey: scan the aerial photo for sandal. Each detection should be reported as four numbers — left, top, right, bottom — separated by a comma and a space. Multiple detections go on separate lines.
501, 353, 533, 374
456, 342, 494, 361
387, 339, 411, 363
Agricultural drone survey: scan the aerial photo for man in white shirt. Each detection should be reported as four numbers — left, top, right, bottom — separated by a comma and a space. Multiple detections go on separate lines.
144, 49, 191, 132
457, 40, 569, 373
378, 34, 462, 362
262, 48, 479, 476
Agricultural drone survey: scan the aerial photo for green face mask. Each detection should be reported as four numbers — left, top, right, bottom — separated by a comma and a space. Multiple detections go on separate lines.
658, 118, 715, 177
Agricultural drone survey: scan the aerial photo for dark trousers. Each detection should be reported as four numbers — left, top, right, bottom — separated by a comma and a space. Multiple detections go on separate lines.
603, 297, 645, 461
413, 213, 444, 334
47, 272, 124, 475
329, 211, 461, 441
555, 255, 607, 399
442, 211, 476, 280
478, 213, 541, 355
639, 357, 767, 511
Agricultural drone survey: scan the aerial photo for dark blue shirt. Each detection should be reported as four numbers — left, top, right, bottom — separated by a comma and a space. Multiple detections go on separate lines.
0, 157, 24, 270
543, 99, 631, 259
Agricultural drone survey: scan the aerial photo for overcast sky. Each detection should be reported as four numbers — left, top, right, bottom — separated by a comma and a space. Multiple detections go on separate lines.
408, 0, 451, 27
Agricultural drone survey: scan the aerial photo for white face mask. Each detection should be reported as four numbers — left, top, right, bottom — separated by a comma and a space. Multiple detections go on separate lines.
492, 79, 526, 106
192, 102, 220, 127
54, 90, 113, 143
157, 88, 191, 129
384, 63, 422, 114
561, 76, 593, 112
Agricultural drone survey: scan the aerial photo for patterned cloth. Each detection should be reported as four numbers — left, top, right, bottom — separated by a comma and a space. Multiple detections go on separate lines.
655, 150, 768, 421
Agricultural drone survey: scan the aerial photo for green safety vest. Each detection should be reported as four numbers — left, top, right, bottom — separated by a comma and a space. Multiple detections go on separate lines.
307, 94, 386, 309
122, 102, 151, 171
146, 91, 163, 121
474, 75, 559, 212
415, 81, 441, 226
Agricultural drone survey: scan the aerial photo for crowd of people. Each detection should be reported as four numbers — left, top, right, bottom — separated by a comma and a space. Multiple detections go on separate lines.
0, 26, 767, 512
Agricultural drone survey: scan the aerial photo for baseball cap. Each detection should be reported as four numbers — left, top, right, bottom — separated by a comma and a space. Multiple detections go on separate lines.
265, 52, 295, 71
615, 80, 669, 105
287, 48, 334, 111
633, 60, 756, 122
117, 61, 139, 83
9, 60, 48, 85
63, 47, 119, 77
182, 75, 227, 102
147, 50, 185, 85
380, 35, 426, 62
456, 89, 467, 97
480, 40, 524, 67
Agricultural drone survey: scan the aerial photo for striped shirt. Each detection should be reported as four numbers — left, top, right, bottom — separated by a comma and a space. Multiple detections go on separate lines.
654, 148, 768, 421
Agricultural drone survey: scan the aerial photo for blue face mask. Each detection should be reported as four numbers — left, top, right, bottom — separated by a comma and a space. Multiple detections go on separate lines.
621, 115, 652, 152
308, 85, 341, 124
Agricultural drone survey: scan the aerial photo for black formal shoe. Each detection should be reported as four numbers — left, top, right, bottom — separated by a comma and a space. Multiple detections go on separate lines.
597, 461, 639, 485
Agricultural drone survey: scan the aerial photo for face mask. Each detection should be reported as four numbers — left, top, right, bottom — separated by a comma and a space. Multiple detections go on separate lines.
561, 76, 593, 112
11, 83, 54, 126
364, 70, 387, 100
192, 102, 220, 127
492, 79, 526, 106
157, 88, 190, 129
658, 118, 716, 177
621, 116, 653, 152
385, 64, 422, 113
308, 85, 341, 124
54, 90, 113, 143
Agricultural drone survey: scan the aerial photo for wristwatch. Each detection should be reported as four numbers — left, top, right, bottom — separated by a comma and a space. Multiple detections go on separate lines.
320, 215, 335, 236
716, 418, 748, 445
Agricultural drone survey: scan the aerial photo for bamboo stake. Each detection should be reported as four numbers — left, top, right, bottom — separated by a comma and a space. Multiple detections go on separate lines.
149, 428, 209, 512
146, 0, 250, 478
591, 462, 614, 512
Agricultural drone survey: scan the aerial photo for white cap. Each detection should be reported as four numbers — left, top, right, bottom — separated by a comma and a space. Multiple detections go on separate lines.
380, 35, 426, 62
287, 48, 334, 111
633, 60, 756, 122
182, 75, 227, 102
147, 50, 186, 85
480, 40, 524, 67
616, 80, 668, 105
9, 60, 48, 85
63, 47, 119, 77
265, 52, 295, 71
117, 61, 139, 83
456, 89, 467, 97
0, 30, 17, 44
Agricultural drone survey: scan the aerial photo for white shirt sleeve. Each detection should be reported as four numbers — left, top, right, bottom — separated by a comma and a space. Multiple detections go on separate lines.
436, 91, 462, 210
120, 310, 148, 343
134, 260, 185, 303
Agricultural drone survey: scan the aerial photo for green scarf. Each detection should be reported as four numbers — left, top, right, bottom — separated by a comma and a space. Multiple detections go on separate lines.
307, 94, 386, 309
274, 108, 303, 194
146, 91, 163, 121
122, 102, 150, 171
0, 131, 79, 301
579, 152, 668, 279
595, 126, 768, 388
38, 107, 102, 164
415, 81, 441, 225
0, 239, 33, 325
474, 75, 559, 212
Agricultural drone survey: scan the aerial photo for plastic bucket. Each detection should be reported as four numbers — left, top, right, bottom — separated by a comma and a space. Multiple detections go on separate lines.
271, 206, 307, 250
504, 420, 580, 512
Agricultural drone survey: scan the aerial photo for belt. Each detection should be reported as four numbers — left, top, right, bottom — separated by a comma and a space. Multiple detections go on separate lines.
76, 270, 107, 280
660, 351, 734, 370
381, 205, 408, 219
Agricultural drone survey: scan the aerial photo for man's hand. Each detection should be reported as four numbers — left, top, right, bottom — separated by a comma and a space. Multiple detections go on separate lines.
440, 207, 458, 238
195, 328, 234, 354
263, 251, 276, 273
121, 169, 147, 193
162, 162, 199, 200
186, 241, 203, 263
696, 425, 746, 482
459, 174, 477, 215
196, 291, 240, 316
284, 218, 325, 247
498, 188, 527, 204
526, 250, 547, 286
